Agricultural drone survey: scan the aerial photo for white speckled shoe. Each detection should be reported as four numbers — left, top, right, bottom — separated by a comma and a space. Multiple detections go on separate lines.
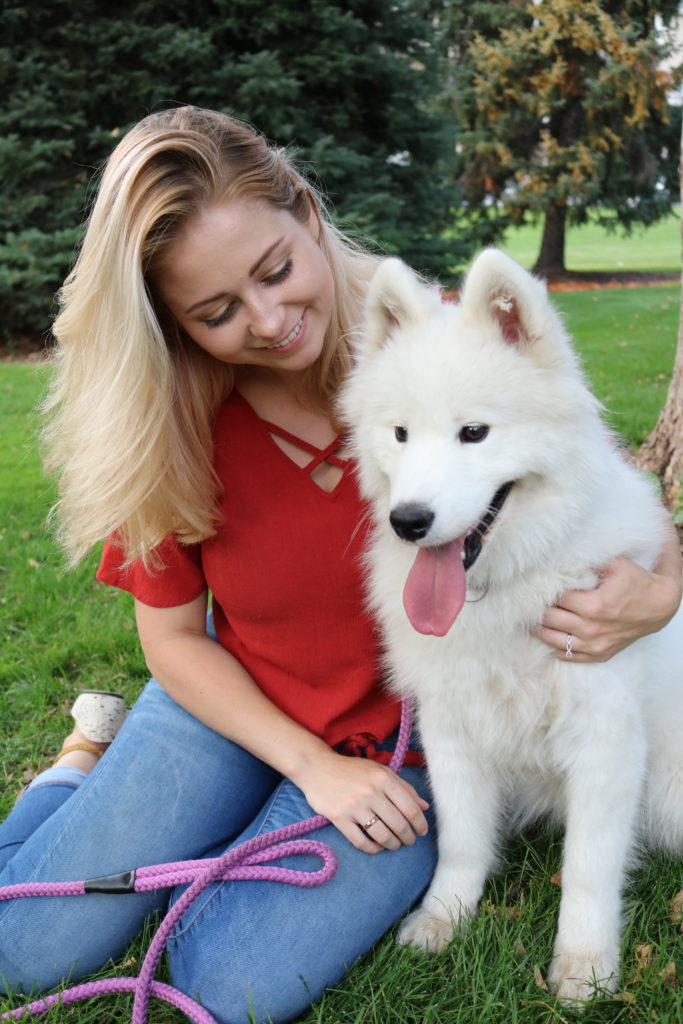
70, 690, 129, 743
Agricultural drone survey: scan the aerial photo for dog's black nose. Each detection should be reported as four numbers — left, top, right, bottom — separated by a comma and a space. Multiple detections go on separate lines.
390, 503, 435, 542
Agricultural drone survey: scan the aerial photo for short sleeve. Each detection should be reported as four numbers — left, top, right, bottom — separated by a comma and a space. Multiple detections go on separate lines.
96, 534, 206, 608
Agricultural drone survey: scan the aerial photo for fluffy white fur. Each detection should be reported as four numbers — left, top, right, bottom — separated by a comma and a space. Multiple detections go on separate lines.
340, 250, 683, 1004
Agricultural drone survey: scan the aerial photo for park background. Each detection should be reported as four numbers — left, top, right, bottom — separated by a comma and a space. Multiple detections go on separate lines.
2, 2, 683, 1022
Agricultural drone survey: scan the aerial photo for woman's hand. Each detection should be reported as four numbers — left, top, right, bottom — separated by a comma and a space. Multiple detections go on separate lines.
534, 525, 682, 662
297, 748, 429, 854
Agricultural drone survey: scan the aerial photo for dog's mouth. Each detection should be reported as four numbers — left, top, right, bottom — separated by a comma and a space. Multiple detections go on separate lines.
461, 481, 515, 570
403, 481, 514, 637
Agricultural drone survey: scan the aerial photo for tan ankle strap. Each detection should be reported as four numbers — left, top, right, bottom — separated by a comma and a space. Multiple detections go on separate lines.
53, 742, 104, 764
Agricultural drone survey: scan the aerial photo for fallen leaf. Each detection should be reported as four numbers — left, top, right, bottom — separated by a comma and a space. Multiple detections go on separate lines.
670, 890, 683, 924
613, 991, 636, 1004
659, 962, 678, 988
113, 957, 137, 970
483, 899, 522, 919
27, 558, 40, 568
635, 943, 653, 969
550, 871, 562, 887
533, 964, 549, 991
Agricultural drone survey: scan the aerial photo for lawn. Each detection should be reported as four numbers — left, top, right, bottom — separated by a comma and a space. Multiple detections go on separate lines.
500, 210, 681, 274
1, 263, 682, 1023
554, 285, 679, 448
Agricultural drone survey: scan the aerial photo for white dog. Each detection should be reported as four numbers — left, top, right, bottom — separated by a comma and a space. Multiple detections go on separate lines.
340, 250, 683, 1004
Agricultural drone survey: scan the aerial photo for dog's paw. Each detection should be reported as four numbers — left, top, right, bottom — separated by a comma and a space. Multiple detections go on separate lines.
548, 952, 619, 1007
397, 908, 455, 953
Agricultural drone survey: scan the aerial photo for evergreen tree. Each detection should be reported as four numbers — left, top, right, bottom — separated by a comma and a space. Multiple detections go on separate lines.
0, 0, 458, 340
444, 0, 682, 274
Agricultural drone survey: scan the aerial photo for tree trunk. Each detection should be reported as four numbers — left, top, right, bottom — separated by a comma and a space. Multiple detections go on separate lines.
635, 127, 683, 514
636, 316, 683, 511
532, 203, 567, 277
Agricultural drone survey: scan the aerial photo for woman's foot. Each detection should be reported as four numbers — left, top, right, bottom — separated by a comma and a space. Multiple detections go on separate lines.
53, 691, 129, 775
53, 726, 111, 773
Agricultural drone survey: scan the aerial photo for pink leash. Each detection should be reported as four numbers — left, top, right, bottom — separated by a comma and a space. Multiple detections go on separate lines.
0, 701, 413, 1024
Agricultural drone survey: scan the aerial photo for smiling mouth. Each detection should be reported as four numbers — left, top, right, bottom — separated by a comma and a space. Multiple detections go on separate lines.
266, 312, 305, 350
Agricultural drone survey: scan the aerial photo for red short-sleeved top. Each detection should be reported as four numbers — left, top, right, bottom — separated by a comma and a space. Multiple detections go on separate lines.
97, 391, 402, 750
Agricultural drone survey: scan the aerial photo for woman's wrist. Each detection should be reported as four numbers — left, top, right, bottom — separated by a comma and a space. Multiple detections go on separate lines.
646, 566, 682, 633
650, 523, 682, 628
282, 736, 338, 791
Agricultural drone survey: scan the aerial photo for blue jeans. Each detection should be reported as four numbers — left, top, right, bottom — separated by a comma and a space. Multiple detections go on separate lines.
0, 680, 436, 1023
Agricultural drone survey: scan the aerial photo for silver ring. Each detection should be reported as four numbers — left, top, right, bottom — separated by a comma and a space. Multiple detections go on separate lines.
565, 633, 573, 660
362, 815, 379, 830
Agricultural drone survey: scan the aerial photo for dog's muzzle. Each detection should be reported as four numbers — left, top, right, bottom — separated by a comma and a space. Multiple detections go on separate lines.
390, 481, 515, 568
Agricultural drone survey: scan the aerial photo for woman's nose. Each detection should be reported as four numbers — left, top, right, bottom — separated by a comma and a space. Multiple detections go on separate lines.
246, 295, 286, 341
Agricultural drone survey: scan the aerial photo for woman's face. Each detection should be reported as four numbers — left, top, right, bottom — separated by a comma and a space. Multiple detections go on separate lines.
155, 197, 335, 377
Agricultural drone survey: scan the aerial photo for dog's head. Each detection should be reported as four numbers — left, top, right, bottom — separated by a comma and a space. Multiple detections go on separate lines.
340, 250, 601, 634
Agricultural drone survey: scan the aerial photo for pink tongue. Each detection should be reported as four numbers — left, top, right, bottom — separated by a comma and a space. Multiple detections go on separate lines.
403, 537, 467, 636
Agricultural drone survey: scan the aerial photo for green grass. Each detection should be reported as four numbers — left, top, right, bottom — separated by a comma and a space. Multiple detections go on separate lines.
0, 365, 145, 790
499, 210, 681, 273
554, 285, 679, 447
1, 276, 681, 1024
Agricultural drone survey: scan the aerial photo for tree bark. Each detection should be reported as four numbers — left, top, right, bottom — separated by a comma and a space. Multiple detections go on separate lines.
635, 127, 683, 513
532, 203, 567, 277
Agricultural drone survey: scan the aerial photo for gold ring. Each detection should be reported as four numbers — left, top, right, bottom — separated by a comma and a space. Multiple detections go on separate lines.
362, 815, 379, 830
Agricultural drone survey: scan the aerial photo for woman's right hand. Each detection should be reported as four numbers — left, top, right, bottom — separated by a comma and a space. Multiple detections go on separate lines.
296, 748, 430, 854
135, 596, 429, 853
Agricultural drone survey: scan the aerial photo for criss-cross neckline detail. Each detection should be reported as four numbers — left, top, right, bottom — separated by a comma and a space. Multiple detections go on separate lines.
234, 392, 349, 497
259, 418, 347, 474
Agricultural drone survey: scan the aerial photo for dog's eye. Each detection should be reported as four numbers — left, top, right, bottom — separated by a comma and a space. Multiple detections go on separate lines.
459, 423, 489, 443
394, 425, 408, 443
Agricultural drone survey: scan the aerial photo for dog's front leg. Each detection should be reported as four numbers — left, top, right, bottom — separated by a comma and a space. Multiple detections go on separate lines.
548, 669, 646, 1005
398, 702, 499, 953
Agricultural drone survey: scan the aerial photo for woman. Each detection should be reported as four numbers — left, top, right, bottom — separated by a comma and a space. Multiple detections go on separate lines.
0, 106, 680, 1024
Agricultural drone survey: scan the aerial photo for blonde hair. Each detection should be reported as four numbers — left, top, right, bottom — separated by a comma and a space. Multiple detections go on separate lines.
43, 106, 376, 565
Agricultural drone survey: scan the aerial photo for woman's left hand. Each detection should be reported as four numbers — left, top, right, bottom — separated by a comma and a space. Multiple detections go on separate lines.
534, 524, 682, 662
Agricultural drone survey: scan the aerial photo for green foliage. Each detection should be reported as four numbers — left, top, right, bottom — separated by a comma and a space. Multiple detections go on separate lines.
0, 0, 460, 341
0, 228, 81, 342
443, 0, 682, 269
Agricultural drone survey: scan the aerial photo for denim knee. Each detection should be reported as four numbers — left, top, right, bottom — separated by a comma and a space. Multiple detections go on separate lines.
167, 773, 437, 1024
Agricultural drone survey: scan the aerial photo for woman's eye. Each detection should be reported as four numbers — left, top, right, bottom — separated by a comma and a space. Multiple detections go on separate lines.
205, 303, 237, 329
394, 425, 408, 443
203, 258, 292, 328
264, 259, 293, 286
459, 423, 489, 443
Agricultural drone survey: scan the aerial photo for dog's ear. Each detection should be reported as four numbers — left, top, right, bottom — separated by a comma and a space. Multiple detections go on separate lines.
365, 258, 441, 351
460, 249, 558, 361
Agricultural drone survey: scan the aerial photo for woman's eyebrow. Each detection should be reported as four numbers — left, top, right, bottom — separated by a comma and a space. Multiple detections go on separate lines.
185, 291, 229, 315
184, 237, 285, 315
249, 237, 284, 276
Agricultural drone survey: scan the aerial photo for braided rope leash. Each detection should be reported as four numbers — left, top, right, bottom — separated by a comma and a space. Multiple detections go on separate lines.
1, 700, 413, 1024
